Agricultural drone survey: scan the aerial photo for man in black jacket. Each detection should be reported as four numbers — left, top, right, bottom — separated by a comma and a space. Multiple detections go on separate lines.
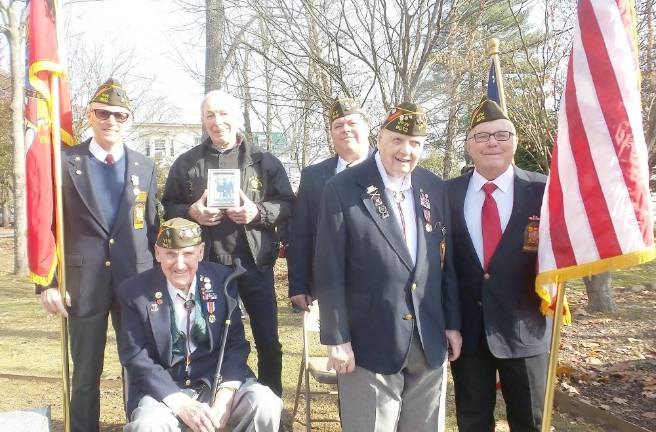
447, 98, 550, 431
119, 218, 281, 432
287, 97, 371, 311
162, 90, 293, 397
38, 79, 159, 432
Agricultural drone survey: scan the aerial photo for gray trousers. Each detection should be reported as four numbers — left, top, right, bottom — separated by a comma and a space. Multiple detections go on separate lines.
337, 335, 445, 432
124, 379, 281, 432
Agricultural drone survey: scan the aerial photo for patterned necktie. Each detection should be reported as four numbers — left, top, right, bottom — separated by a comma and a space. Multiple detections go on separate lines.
105, 154, 115, 165
481, 182, 501, 270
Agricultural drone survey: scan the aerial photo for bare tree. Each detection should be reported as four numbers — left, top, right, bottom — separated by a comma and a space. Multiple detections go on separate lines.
0, 0, 28, 275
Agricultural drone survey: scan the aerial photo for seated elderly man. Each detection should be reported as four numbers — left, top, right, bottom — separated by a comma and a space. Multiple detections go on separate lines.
118, 217, 282, 432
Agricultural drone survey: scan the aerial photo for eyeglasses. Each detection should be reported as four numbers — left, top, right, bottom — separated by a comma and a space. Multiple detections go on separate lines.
469, 131, 514, 143
93, 109, 130, 123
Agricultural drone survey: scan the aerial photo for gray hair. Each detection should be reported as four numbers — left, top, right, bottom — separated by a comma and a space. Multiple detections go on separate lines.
201, 90, 245, 131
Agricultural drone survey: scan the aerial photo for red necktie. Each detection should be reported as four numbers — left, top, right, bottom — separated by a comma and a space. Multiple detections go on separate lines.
481, 182, 501, 270
105, 154, 114, 165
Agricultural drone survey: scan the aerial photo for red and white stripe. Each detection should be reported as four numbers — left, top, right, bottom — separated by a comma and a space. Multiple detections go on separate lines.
537, 0, 654, 298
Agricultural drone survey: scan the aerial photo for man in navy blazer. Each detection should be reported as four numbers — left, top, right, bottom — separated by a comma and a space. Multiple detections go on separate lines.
119, 218, 281, 431
447, 98, 550, 431
314, 102, 461, 431
287, 97, 371, 311
38, 79, 159, 432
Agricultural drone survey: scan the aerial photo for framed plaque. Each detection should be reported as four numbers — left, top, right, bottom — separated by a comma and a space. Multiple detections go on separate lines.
206, 169, 240, 209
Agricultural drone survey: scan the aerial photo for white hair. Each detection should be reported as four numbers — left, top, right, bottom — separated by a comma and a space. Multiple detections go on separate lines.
201, 90, 245, 131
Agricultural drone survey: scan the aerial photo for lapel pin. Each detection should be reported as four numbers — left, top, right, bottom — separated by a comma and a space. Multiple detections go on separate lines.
150, 303, 159, 312
75, 169, 82, 175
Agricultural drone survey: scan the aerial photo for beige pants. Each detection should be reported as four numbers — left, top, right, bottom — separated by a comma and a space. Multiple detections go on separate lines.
337, 335, 446, 432
124, 379, 281, 432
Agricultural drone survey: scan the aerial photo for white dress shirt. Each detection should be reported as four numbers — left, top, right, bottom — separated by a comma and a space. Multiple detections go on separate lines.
89, 138, 124, 164
463, 165, 515, 266
336, 154, 367, 174
375, 152, 417, 264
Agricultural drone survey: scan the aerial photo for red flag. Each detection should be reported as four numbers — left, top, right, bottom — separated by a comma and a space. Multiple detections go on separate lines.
536, 0, 655, 321
25, 0, 74, 285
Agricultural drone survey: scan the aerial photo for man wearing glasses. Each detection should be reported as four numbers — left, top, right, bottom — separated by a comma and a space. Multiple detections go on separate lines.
447, 97, 549, 431
38, 79, 159, 432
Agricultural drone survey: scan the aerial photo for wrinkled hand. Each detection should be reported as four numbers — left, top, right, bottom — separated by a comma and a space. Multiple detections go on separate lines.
40, 288, 71, 317
225, 190, 260, 225
327, 342, 355, 374
188, 190, 223, 226
445, 329, 462, 361
175, 399, 222, 432
211, 387, 236, 429
290, 294, 313, 312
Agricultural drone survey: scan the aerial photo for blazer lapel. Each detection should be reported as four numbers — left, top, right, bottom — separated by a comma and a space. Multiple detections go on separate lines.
411, 181, 428, 280
454, 173, 481, 268
66, 141, 109, 232
111, 148, 138, 236
196, 270, 220, 352
358, 159, 413, 271
147, 268, 173, 367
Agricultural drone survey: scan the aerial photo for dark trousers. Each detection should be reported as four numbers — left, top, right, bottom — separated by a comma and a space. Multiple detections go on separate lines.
451, 348, 548, 432
68, 307, 120, 432
237, 263, 283, 396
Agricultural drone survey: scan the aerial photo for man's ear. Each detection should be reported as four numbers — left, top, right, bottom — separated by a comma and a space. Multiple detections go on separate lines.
198, 243, 205, 261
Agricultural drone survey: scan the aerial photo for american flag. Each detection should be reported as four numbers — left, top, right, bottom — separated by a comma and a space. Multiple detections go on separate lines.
536, 0, 655, 318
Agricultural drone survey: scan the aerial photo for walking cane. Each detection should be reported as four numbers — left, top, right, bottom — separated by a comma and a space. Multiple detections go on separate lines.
210, 258, 247, 405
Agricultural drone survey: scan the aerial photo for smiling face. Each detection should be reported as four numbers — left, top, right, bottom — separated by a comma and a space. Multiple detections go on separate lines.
155, 244, 205, 293
201, 93, 240, 150
86, 102, 131, 151
465, 118, 517, 180
330, 113, 370, 162
376, 129, 425, 178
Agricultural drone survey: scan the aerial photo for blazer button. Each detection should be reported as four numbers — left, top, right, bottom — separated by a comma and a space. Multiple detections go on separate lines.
402, 313, 414, 321
105, 261, 111, 267
477, 301, 483, 307
483, 273, 490, 280
109, 238, 115, 245
185, 379, 192, 387
411, 283, 417, 291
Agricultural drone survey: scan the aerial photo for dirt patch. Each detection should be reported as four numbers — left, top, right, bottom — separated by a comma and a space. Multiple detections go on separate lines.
558, 267, 656, 431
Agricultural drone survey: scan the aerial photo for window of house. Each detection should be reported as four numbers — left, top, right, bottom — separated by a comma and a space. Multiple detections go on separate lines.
154, 138, 167, 158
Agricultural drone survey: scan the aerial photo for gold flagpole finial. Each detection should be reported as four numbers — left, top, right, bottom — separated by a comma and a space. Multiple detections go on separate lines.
486, 38, 500, 57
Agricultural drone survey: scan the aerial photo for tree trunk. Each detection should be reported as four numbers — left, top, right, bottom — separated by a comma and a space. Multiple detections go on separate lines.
583, 272, 617, 313
9, 3, 27, 276
205, 0, 224, 92
2, 202, 9, 228
241, 49, 253, 143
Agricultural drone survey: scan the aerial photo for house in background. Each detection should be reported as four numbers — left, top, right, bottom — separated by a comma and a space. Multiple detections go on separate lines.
129, 123, 302, 188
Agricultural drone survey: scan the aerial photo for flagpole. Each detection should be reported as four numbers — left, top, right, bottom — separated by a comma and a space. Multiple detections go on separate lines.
486, 38, 507, 114
51, 74, 71, 432
540, 282, 567, 432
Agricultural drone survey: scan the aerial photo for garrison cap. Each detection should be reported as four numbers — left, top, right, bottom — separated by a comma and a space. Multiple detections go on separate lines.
468, 97, 509, 130
156, 218, 203, 249
90, 78, 132, 110
329, 97, 364, 123
382, 102, 427, 137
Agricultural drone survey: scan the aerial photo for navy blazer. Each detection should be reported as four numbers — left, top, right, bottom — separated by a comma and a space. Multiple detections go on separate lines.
117, 262, 253, 416
446, 167, 551, 359
313, 157, 460, 374
287, 156, 338, 298
61, 139, 159, 317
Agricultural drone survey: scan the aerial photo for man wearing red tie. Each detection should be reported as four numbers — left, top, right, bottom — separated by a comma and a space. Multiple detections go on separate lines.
447, 98, 550, 431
